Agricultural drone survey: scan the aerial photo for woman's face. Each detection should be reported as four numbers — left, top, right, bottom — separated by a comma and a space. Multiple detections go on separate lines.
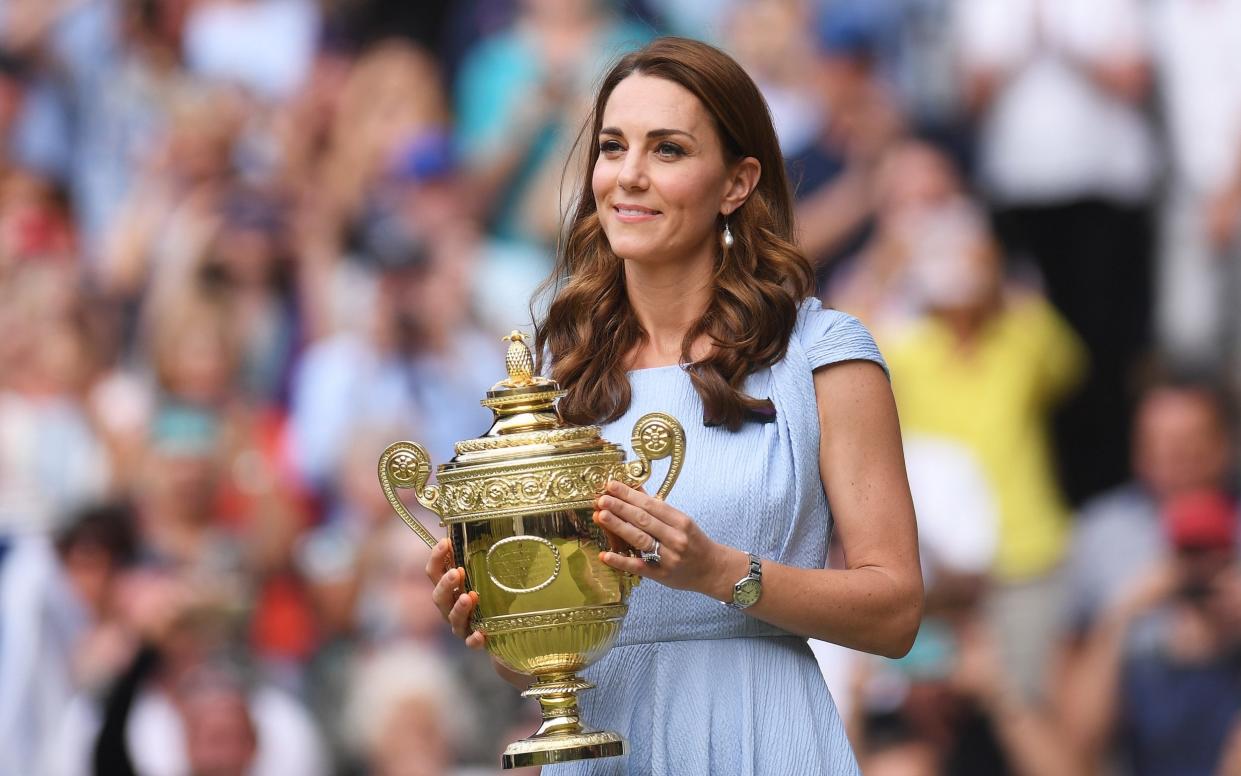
592, 74, 741, 269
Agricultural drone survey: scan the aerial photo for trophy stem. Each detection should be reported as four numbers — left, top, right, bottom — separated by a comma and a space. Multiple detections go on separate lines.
500, 673, 626, 769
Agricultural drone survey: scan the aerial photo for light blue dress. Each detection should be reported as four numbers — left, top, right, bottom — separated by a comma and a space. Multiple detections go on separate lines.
548, 299, 887, 776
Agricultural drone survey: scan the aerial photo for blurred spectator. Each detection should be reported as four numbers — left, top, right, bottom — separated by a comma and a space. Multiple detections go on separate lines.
1057, 375, 1241, 769
454, 0, 650, 247
296, 426, 441, 641
882, 180, 1085, 698
148, 291, 242, 410
0, 55, 72, 183
314, 40, 452, 240
799, 1, 965, 141
789, 4, 905, 276
193, 191, 300, 405
829, 139, 964, 333
179, 662, 260, 776
294, 432, 426, 734
0, 167, 77, 264
644, 0, 738, 43
0, 0, 198, 255
0, 501, 136, 775
955, 0, 1157, 507
886, 0, 962, 140
1060, 490, 1241, 774
99, 85, 243, 304
300, 489, 521, 769
183, 0, 319, 101
324, 0, 458, 54
857, 717, 940, 776
902, 436, 998, 589
0, 50, 25, 162
1148, 0, 1241, 380
53, 592, 328, 776
289, 220, 497, 484
725, 0, 823, 160
141, 288, 317, 675
343, 642, 475, 776
134, 404, 245, 584
845, 513, 1079, 776
0, 263, 112, 534
1061, 374, 1236, 637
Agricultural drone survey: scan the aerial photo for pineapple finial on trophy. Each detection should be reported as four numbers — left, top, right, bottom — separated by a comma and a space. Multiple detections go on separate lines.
502, 331, 535, 387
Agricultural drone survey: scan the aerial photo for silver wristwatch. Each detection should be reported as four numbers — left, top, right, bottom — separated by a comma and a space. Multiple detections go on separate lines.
725, 552, 763, 609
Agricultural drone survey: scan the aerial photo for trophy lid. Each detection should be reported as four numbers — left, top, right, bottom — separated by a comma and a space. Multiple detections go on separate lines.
380, 331, 684, 527
442, 332, 614, 469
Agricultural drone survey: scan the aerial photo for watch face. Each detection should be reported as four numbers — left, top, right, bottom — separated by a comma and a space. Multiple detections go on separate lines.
734, 578, 762, 608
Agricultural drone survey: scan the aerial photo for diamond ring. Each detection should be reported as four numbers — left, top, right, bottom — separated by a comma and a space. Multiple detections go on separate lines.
639, 539, 662, 565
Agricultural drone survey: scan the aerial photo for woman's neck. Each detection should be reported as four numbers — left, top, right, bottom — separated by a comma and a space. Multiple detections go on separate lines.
624, 255, 714, 368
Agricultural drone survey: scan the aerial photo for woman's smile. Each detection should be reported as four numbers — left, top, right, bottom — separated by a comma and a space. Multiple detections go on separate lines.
613, 203, 663, 223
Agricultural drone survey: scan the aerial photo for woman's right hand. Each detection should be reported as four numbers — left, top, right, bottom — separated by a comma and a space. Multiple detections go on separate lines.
426, 537, 485, 649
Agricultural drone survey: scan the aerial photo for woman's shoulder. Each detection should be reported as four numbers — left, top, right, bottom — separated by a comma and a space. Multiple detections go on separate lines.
791, 298, 889, 377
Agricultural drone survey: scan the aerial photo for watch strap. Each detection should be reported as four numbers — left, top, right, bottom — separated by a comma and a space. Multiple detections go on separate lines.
725, 552, 762, 609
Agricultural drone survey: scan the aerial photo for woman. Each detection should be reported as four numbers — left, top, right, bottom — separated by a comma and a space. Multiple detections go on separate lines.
426, 37, 922, 774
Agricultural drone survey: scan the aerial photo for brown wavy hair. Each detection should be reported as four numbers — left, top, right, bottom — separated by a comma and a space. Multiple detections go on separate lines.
535, 37, 814, 430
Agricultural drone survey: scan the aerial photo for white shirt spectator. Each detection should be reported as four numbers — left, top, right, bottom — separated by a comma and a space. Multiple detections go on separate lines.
1147, 0, 1241, 362
0, 537, 90, 776
903, 435, 999, 580
1149, 0, 1241, 195
955, 0, 1157, 204
0, 393, 111, 534
51, 684, 329, 776
183, 0, 319, 100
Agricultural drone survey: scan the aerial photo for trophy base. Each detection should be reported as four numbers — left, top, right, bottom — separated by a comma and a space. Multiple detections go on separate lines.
501, 729, 626, 769
500, 673, 626, 769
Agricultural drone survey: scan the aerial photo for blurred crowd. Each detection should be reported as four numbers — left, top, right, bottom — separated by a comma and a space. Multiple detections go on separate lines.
0, 1, 1239, 775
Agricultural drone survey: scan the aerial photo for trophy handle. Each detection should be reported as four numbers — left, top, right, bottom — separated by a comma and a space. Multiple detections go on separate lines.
378, 441, 442, 549
623, 412, 686, 500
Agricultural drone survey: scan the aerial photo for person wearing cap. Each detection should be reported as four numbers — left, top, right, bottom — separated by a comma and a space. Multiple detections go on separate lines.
1059, 489, 1241, 774
1058, 375, 1239, 764
1060, 376, 1237, 640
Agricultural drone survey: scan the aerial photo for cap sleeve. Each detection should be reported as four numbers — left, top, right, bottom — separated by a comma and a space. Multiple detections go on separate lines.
795, 298, 889, 378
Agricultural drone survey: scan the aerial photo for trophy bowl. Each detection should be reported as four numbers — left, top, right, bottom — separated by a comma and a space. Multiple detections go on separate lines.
378, 333, 685, 769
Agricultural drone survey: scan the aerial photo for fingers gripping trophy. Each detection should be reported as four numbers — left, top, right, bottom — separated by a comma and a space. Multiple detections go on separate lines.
378, 332, 686, 769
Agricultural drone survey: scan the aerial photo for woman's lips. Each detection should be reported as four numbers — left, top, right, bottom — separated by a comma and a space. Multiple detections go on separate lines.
613, 204, 662, 223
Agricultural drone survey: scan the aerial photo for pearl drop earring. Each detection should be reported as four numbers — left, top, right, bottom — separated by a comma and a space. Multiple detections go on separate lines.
722, 221, 734, 250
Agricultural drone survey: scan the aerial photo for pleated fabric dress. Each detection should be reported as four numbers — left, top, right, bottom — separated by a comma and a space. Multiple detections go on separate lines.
546, 299, 886, 776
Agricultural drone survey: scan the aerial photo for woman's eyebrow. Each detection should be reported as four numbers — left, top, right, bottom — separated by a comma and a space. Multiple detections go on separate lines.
646, 128, 695, 141
599, 127, 696, 142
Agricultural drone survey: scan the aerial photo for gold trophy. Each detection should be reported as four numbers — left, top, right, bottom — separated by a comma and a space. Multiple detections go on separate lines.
378, 332, 685, 769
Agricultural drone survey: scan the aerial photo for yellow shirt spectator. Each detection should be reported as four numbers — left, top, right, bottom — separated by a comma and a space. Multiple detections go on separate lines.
883, 295, 1086, 580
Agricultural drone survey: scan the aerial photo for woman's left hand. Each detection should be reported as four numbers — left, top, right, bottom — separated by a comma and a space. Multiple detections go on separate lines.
594, 480, 738, 599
